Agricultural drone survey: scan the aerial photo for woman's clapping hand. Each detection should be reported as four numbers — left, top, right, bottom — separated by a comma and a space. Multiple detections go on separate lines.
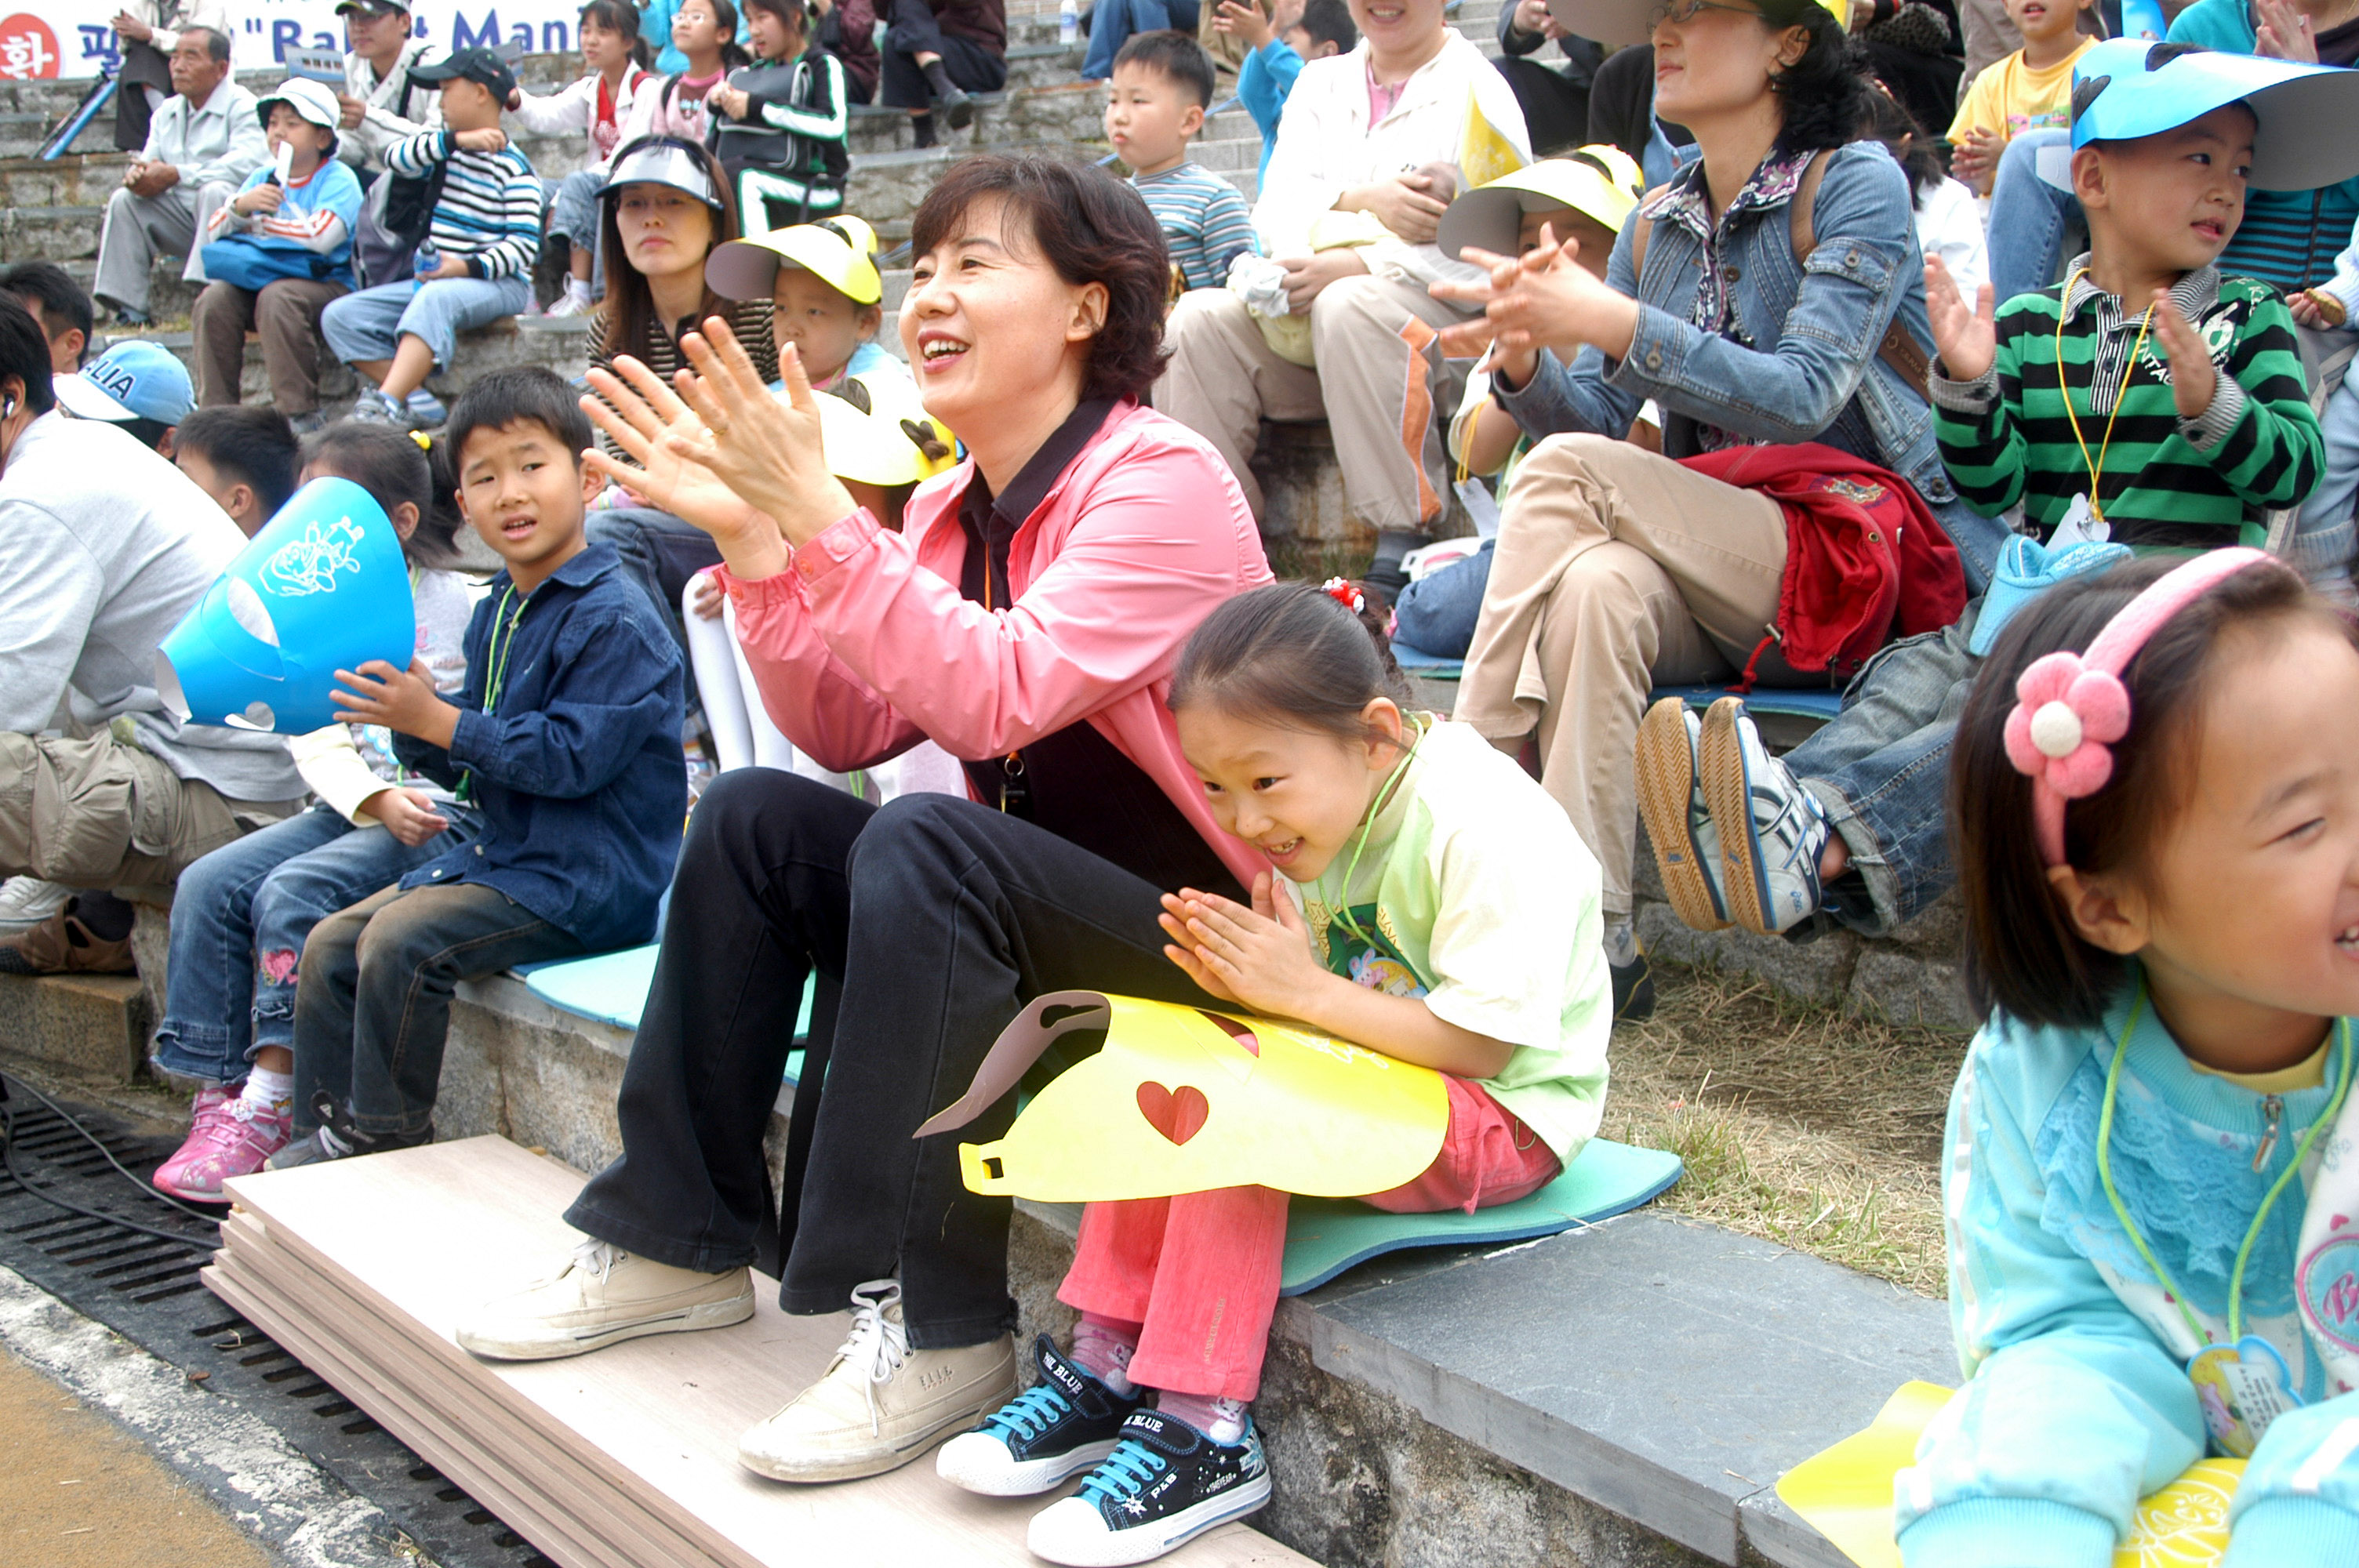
1431, 225, 1639, 367
580, 356, 768, 554
669, 316, 859, 549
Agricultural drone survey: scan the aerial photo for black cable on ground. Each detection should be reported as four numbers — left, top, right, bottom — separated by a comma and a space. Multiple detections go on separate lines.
0, 1069, 221, 1245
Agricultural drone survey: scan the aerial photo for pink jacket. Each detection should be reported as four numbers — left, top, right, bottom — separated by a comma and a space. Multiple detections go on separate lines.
719, 400, 1275, 889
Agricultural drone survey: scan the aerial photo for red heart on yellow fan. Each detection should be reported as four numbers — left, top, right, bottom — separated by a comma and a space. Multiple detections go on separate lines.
1136, 1082, 1210, 1145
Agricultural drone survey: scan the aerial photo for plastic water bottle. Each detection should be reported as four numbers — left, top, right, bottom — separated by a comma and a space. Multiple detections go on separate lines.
1059, 0, 1078, 46
413, 240, 439, 291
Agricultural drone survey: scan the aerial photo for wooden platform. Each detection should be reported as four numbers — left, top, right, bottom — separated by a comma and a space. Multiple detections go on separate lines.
204, 1136, 1313, 1568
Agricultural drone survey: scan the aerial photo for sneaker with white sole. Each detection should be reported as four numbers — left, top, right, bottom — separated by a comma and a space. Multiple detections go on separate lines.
349, 389, 396, 423
1027, 1408, 1272, 1566
456, 1238, 754, 1361
1634, 698, 1730, 933
736, 1279, 1016, 1483
0, 876, 73, 935
153, 1090, 290, 1202
1698, 697, 1830, 936
936, 1334, 1143, 1496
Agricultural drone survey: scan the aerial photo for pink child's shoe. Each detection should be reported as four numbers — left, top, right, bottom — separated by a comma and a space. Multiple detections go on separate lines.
153, 1087, 292, 1202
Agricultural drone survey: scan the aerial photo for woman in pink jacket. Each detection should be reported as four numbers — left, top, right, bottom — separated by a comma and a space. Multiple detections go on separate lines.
459, 155, 1274, 1486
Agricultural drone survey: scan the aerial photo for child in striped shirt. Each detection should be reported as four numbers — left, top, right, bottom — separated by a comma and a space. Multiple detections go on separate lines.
1105, 31, 1255, 294
319, 49, 543, 430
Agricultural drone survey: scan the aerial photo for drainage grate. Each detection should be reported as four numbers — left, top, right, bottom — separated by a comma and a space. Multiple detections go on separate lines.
0, 1086, 559, 1568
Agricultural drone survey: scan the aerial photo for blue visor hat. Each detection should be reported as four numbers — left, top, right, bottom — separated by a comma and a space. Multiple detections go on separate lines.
2070, 39, 2359, 191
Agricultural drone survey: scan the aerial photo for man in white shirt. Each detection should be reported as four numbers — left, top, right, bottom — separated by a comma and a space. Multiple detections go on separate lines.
335, 0, 445, 176
1152, 0, 1528, 589
93, 28, 267, 327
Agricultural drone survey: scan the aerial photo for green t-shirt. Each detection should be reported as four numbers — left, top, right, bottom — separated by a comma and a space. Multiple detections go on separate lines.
1284, 719, 1612, 1163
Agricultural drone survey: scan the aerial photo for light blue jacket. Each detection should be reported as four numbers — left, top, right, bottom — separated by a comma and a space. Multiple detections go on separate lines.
1899, 989, 2359, 1568
1493, 140, 2006, 591
1236, 38, 1300, 184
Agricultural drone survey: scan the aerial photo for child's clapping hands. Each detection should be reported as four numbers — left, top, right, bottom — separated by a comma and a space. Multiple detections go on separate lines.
1925, 254, 1997, 381
333, 658, 460, 749
1160, 873, 1327, 1020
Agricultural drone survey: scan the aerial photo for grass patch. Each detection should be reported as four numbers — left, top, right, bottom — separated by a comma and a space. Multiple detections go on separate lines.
1602, 962, 1968, 1298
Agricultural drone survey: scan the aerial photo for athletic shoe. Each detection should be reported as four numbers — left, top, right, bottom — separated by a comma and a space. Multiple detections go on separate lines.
264, 1090, 433, 1169
0, 876, 73, 935
110, 305, 152, 328
1698, 696, 1830, 936
936, 81, 975, 129
1027, 1408, 1273, 1567
456, 1238, 754, 1361
736, 1279, 1016, 1483
1634, 697, 1731, 932
152, 1091, 290, 1202
936, 1335, 1143, 1496
348, 389, 395, 423
288, 409, 329, 436
0, 900, 135, 975
547, 285, 596, 318
1610, 949, 1654, 1023
400, 389, 448, 430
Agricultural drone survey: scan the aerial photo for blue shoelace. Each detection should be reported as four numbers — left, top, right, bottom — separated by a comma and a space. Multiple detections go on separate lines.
1078, 1438, 1166, 1504
982, 1382, 1072, 1444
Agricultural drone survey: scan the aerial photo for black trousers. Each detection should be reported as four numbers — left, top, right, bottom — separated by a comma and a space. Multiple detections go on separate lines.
878, 0, 1008, 111
112, 40, 171, 152
1492, 56, 1594, 159
566, 771, 1216, 1348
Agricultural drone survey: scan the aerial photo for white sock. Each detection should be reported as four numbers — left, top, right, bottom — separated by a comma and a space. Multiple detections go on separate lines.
565, 277, 594, 304
240, 1065, 294, 1115
1603, 921, 1639, 967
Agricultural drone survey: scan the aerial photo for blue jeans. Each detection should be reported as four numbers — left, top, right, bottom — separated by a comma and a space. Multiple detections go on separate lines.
320, 274, 533, 372
2299, 373, 2359, 591
1783, 604, 1981, 936
1081, 0, 1201, 79
1393, 541, 1494, 659
548, 168, 608, 298
1986, 128, 2078, 304
150, 801, 480, 1083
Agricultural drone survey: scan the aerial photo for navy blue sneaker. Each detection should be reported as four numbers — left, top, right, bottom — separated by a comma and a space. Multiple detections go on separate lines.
1026, 1407, 1272, 1566
935, 1335, 1142, 1497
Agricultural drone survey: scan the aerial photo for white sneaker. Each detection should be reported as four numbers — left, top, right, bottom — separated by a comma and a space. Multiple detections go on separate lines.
0, 877, 73, 935
736, 1279, 1017, 1483
455, 1239, 754, 1361
547, 282, 596, 318
1634, 699, 1730, 933
1698, 697, 1830, 936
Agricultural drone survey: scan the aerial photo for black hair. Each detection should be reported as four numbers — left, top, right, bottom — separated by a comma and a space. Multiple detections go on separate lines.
445, 366, 595, 474
1111, 30, 1216, 111
175, 405, 301, 521
0, 262, 93, 368
1297, 0, 1356, 52
740, 0, 808, 53
1952, 557, 2357, 1029
118, 416, 174, 452
1754, 1, 1874, 158
1169, 581, 1410, 741
299, 423, 463, 568
1863, 77, 1942, 198
909, 154, 1173, 403
186, 24, 231, 63
578, 0, 653, 69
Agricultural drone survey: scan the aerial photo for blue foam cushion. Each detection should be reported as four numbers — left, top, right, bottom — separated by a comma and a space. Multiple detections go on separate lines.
1649, 684, 1845, 722
524, 950, 816, 1083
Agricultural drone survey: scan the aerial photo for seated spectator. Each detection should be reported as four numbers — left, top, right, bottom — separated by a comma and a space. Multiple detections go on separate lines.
1154, 0, 1530, 592
1946, 0, 2093, 195
173, 405, 301, 535
1868, 78, 1986, 301
271, 368, 685, 1169
882, 0, 1008, 147
620, 0, 752, 147
0, 263, 93, 374
334, 0, 444, 177
814, 0, 883, 103
1106, 31, 1255, 291
1082, 0, 1201, 82
1847, 0, 1964, 144
148, 421, 476, 1198
644, 0, 758, 74
96, 28, 265, 329
1492, 0, 1605, 155
109, 0, 227, 153
321, 49, 543, 430
513, 0, 661, 316
191, 78, 365, 430
1439, 0, 1997, 1017
1218, 0, 1354, 183
53, 338, 193, 456
704, 211, 885, 391
710, 0, 852, 230
0, 296, 303, 977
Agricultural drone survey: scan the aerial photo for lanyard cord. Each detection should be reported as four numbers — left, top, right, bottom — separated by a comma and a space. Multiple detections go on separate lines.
980, 524, 1023, 810
2055, 267, 2158, 525
457, 584, 525, 804
1315, 717, 1423, 949
2096, 984, 2355, 1345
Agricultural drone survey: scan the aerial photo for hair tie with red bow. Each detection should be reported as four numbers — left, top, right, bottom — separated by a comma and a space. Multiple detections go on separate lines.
1321, 577, 1365, 616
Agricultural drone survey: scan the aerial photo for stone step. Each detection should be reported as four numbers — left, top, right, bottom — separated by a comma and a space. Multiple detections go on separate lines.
0, 972, 153, 1082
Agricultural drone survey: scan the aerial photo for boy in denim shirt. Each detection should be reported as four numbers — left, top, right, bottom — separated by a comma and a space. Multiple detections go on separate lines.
273, 367, 685, 1167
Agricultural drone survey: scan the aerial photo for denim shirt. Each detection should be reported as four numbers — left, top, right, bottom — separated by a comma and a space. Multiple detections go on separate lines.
1496, 140, 2008, 591
394, 542, 685, 951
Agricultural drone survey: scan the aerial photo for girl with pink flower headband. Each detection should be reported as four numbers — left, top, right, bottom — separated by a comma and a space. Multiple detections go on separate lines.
1898, 547, 2359, 1566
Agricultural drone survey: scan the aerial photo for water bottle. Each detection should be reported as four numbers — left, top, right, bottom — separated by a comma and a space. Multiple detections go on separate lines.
1059, 0, 1078, 47
413, 240, 439, 291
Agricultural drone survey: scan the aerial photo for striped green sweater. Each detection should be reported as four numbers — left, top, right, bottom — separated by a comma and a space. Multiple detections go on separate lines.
1930, 267, 2322, 552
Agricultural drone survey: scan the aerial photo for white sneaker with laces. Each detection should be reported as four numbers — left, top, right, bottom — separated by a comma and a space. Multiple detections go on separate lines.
1634, 699, 1730, 932
736, 1279, 1017, 1483
547, 283, 596, 318
455, 1239, 754, 1361
0, 877, 73, 935
1699, 696, 1830, 936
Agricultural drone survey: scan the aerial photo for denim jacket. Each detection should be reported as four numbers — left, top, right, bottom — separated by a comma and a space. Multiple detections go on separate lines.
394, 542, 685, 951
1495, 140, 2008, 591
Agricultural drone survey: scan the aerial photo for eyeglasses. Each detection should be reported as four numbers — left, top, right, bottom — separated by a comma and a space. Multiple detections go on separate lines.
1649, 0, 1765, 28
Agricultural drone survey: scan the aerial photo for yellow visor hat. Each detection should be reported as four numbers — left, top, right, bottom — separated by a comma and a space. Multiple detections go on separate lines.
707, 213, 884, 306
816, 371, 958, 488
1437, 145, 1645, 263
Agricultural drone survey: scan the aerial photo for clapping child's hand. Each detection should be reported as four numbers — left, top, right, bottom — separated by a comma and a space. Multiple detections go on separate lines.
2150, 291, 2219, 420
1925, 256, 1996, 382
1158, 873, 1329, 1020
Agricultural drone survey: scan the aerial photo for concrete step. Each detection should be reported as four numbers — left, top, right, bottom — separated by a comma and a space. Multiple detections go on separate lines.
0, 972, 152, 1083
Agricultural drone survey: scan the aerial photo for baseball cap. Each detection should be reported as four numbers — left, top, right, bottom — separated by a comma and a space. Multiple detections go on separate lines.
410, 47, 518, 101
55, 339, 194, 425
707, 215, 883, 306
2066, 39, 2359, 191
256, 77, 341, 132
334, 0, 412, 17
1438, 146, 1645, 263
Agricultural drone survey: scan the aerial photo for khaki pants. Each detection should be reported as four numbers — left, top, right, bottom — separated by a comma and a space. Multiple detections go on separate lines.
1453, 434, 1788, 916
0, 732, 302, 891
93, 180, 234, 315
1151, 275, 1470, 532
191, 278, 349, 414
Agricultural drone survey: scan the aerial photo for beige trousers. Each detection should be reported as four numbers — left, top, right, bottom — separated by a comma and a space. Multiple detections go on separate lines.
0, 732, 302, 891
1151, 274, 1471, 532
1453, 434, 1788, 916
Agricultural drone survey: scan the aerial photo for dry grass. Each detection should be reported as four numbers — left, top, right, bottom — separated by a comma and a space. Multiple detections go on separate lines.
1602, 964, 1968, 1298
